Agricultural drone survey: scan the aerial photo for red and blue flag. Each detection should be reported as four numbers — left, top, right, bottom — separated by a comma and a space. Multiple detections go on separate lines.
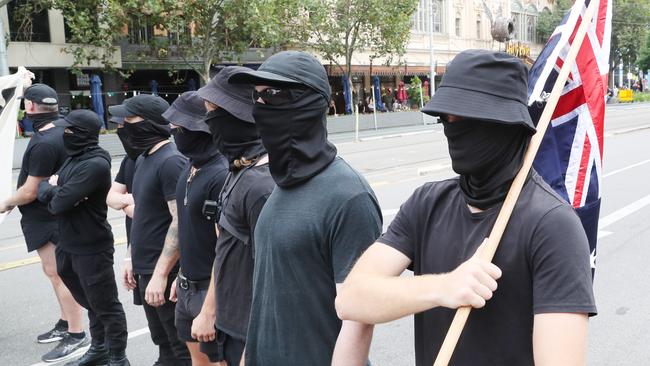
527, 0, 612, 274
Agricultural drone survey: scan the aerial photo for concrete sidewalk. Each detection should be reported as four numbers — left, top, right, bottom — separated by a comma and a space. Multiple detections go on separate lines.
12, 110, 434, 169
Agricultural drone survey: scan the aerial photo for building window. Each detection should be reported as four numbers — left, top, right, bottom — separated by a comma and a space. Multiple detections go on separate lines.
455, 13, 461, 37
128, 17, 155, 44
511, 1, 539, 43
7, 1, 51, 42
476, 15, 482, 39
411, 0, 444, 34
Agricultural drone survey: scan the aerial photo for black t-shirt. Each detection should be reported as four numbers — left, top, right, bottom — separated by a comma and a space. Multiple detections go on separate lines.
130, 142, 187, 274
378, 171, 597, 366
115, 157, 136, 244
214, 162, 275, 340
17, 125, 67, 222
176, 155, 228, 281
37, 149, 114, 255
246, 157, 382, 365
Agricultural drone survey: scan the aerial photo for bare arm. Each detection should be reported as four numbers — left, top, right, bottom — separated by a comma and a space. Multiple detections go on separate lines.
145, 199, 180, 307
332, 284, 374, 366
106, 182, 133, 210
533, 313, 589, 366
1, 175, 44, 212
191, 269, 217, 342
335, 242, 501, 324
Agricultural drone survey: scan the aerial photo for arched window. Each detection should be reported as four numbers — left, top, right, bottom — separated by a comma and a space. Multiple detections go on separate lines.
476, 14, 482, 39
411, 0, 444, 34
455, 11, 461, 37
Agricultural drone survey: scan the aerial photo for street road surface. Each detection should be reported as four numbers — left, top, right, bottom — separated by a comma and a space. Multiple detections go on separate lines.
1, 103, 649, 365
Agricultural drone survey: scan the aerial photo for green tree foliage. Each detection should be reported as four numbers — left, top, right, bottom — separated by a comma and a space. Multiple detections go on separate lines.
307, 0, 418, 81
638, 31, 650, 73
407, 75, 429, 107
611, 0, 650, 71
535, 0, 573, 42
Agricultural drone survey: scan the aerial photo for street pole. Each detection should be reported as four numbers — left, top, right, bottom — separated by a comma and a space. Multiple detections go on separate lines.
371, 85, 378, 130
354, 104, 360, 142
429, 1, 437, 98
0, 0, 14, 76
419, 82, 425, 125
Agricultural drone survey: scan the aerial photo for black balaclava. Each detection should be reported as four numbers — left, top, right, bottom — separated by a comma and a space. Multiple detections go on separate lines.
63, 125, 99, 157
122, 119, 170, 153
171, 127, 220, 167
116, 127, 145, 161
204, 109, 266, 170
252, 88, 336, 187
28, 112, 60, 131
442, 118, 529, 210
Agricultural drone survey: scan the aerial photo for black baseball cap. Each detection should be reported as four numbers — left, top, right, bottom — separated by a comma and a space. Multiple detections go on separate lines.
108, 94, 170, 125
422, 49, 535, 133
162, 91, 209, 132
228, 51, 332, 102
54, 109, 103, 134
19, 83, 58, 105
197, 66, 255, 123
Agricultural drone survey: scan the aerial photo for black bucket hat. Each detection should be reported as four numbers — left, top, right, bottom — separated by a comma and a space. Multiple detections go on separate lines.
228, 50, 332, 102
422, 49, 535, 133
162, 91, 208, 132
108, 94, 170, 125
197, 66, 255, 123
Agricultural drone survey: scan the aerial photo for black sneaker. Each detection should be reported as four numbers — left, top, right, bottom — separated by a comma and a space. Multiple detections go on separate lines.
107, 355, 131, 366
63, 343, 109, 366
41, 333, 90, 363
37, 322, 68, 344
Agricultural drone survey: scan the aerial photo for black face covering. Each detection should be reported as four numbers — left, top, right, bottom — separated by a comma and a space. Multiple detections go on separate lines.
27, 112, 60, 131
252, 88, 336, 187
442, 118, 529, 209
122, 120, 170, 153
171, 127, 220, 167
63, 125, 99, 157
116, 127, 146, 160
204, 109, 266, 170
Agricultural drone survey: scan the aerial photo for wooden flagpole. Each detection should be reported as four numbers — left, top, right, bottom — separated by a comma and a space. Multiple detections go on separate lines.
432, 0, 601, 365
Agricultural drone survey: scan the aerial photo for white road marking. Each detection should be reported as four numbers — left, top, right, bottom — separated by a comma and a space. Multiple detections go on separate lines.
603, 159, 650, 178
359, 129, 438, 142
599, 194, 650, 229
29, 327, 150, 366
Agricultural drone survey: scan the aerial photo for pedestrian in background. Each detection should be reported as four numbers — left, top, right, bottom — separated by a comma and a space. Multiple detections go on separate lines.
37, 110, 130, 366
0, 83, 87, 363
109, 95, 191, 366
157, 91, 229, 366
193, 66, 275, 366
230, 51, 383, 366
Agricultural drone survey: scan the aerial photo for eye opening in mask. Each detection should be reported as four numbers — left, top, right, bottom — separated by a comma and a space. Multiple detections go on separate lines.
252, 86, 308, 106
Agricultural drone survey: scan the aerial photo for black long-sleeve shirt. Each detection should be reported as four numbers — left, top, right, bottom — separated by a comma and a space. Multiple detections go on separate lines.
38, 148, 114, 255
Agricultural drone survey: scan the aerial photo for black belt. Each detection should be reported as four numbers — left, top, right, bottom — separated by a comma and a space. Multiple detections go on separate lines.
177, 273, 210, 291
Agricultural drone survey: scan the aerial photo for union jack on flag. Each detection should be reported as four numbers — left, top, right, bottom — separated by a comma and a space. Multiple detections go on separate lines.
527, 0, 612, 274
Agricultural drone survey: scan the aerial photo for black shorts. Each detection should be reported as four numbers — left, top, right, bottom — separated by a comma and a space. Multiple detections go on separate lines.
21, 218, 58, 252
174, 280, 222, 359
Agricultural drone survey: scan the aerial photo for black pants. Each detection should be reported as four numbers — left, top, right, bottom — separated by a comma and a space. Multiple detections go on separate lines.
56, 247, 128, 352
137, 273, 191, 365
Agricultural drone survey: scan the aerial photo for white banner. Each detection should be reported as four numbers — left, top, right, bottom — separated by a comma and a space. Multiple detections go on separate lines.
0, 67, 30, 224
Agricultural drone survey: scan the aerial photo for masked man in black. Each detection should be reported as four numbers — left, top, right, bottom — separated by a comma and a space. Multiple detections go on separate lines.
191, 66, 275, 366
109, 95, 191, 366
37, 110, 130, 366
0, 83, 87, 363
147, 91, 228, 366
336, 50, 596, 366
106, 116, 140, 300
229, 51, 383, 365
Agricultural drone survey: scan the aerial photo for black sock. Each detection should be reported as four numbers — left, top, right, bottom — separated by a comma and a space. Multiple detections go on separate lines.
55, 319, 68, 329
68, 331, 85, 340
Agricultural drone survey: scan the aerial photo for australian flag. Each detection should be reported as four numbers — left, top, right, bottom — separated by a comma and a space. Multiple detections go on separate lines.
527, 0, 612, 275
